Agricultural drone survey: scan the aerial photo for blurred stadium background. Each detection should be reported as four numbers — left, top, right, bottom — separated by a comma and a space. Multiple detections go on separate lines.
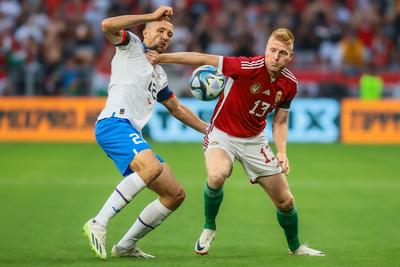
0, 0, 399, 266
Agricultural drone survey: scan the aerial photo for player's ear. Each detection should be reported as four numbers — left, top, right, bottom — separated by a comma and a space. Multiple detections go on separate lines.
289, 51, 294, 61
143, 28, 148, 38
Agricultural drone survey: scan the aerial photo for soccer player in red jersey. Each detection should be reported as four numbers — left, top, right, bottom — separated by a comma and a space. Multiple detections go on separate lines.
147, 28, 325, 256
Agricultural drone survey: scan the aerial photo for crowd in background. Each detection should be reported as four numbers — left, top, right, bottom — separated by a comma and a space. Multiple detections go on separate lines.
1, 0, 399, 97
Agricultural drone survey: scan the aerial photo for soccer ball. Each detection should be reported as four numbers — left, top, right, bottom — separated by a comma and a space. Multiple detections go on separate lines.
189, 65, 226, 101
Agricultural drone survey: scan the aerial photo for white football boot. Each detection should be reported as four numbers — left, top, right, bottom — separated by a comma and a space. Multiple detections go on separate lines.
111, 245, 155, 258
194, 229, 216, 255
82, 219, 107, 260
288, 243, 325, 256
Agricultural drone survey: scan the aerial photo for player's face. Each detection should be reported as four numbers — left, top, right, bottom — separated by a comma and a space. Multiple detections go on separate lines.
143, 20, 174, 53
264, 38, 293, 73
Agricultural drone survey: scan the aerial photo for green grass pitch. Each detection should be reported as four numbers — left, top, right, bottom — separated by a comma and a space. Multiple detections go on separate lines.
0, 142, 399, 267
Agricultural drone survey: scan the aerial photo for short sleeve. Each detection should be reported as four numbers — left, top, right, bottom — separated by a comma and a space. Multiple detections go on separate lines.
278, 83, 298, 110
218, 56, 243, 79
219, 56, 264, 80
115, 31, 142, 52
156, 66, 168, 89
278, 99, 292, 110
157, 86, 174, 102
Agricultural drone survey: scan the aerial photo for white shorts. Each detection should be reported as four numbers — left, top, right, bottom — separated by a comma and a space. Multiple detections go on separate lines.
204, 127, 282, 182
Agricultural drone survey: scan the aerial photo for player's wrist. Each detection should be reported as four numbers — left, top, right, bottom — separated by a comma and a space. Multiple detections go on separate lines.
144, 13, 156, 22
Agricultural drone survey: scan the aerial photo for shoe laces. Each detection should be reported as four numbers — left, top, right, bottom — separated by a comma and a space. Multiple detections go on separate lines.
302, 242, 310, 248
97, 230, 106, 243
200, 230, 215, 243
92, 223, 106, 243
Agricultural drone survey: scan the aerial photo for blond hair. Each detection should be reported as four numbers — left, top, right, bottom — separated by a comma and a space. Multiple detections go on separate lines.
270, 28, 294, 50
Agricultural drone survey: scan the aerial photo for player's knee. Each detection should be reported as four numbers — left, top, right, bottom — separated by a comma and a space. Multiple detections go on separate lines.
173, 187, 186, 206
163, 186, 185, 211
132, 159, 163, 183
207, 169, 229, 188
276, 196, 294, 211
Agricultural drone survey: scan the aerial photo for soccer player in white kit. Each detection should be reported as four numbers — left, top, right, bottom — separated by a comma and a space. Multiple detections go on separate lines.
82, 6, 208, 259
148, 28, 325, 256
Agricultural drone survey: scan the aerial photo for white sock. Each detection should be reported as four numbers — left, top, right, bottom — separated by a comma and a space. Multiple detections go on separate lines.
94, 172, 146, 227
117, 199, 172, 248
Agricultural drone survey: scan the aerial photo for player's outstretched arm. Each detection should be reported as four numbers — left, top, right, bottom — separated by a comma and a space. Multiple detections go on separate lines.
161, 95, 208, 134
148, 52, 219, 67
101, 6, 173, 45
273, 108, 290, 175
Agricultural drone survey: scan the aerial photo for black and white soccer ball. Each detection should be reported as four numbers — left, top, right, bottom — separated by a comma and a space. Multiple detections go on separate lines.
189, 65, 226, 101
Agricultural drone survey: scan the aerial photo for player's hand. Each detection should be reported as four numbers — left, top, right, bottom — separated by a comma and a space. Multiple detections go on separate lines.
146, 50, 160, 65
151, 6, 173, 21
276, 152, 290, 175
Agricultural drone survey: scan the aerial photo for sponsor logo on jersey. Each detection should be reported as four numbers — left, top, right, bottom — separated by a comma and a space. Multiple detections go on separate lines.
250, 83, 261, 94
209, 140, 219, 146
119, 108, 125, 115
263, 89, 270, 96
275, 90, 283, 104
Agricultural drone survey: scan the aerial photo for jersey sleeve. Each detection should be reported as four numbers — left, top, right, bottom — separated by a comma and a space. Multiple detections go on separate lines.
278, 83, 298, 110
218, 56, 264, 80
157, 86, 174, 102
277, 99, 292, 110
115, 31, 142, 52
156, 66, 172, 102
218, 56, 243, 79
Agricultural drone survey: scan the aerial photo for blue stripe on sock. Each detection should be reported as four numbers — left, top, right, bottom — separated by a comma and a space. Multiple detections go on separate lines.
115, 188, 130, 204
112, 206, 120, 213
138, 216, 155, 230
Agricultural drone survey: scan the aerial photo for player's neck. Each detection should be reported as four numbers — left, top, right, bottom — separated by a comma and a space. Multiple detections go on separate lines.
268, 70, 280, 83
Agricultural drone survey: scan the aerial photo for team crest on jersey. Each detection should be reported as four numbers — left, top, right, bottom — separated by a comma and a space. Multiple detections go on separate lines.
250, 83, 261, 94
275, 90, 283, 103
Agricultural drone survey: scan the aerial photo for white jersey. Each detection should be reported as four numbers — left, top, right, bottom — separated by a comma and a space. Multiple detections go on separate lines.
97, 31, 170, 130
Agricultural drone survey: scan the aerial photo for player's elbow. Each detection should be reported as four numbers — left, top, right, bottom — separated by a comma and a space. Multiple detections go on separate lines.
101, 19, 113, 33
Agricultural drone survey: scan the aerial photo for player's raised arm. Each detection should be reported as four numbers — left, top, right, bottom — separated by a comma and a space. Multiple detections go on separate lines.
161, 95, 208, 134
101, 6, 173, 45
147, 51, 219, 67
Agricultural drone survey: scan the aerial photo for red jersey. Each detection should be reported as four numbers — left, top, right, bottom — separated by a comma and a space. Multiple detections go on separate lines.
210, 56, 298, 138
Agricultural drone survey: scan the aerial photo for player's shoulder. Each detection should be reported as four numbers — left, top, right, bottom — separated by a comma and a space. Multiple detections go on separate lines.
116, 30, 142, 50
155, 65, 167, 76
125, 31, 141, 43
237, 56, 265, 70
280, 67, 298, 88
155, 65, 168, 83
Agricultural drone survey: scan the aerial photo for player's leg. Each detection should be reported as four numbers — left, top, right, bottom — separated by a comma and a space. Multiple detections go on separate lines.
83, 118, 160, 259
112, 163, 184, 258
195, 147, 233, 255
94, 149, 161, 227
240, 134, 323, 256
83, 149, 161, 259
204, 148, 232, 230
257, 174, 325, 256
257, 173, 300, 251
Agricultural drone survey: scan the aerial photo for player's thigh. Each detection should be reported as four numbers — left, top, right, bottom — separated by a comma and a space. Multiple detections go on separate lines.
257, 173, 294, 209
205, 148, 233, 187
204, 128, 235, 186
96, 117, 158, 178
240, 135, 282, 182
147, 163, 185, 211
